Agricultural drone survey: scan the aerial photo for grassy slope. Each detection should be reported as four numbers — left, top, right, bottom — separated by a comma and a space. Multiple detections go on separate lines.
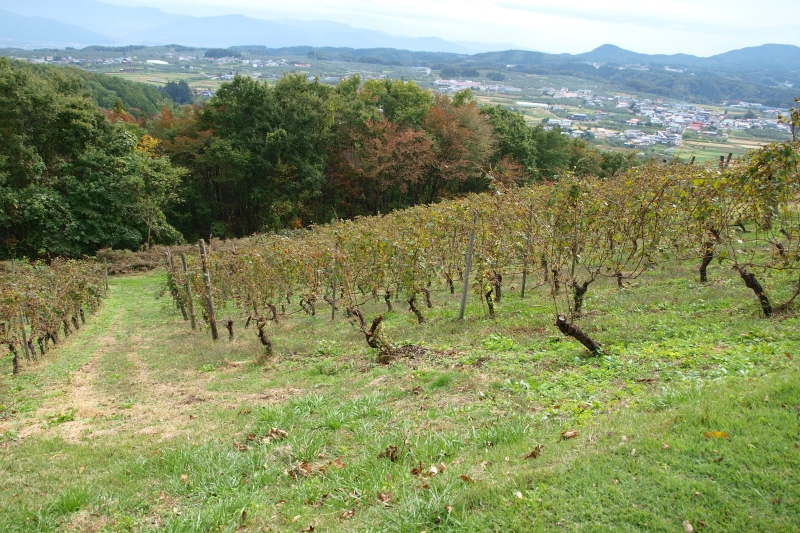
0, 264, 798, 532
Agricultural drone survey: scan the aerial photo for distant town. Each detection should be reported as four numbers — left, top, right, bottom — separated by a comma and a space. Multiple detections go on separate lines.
11, 49, 794, 161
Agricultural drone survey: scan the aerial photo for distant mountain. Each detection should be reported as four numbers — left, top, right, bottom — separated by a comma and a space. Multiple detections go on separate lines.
571, 43, 800, 71
706, 44, 800, 69
0, 0, 185, 37
0, 0, 515, 54
0, 8, 113, 48
125, 15, 481, 53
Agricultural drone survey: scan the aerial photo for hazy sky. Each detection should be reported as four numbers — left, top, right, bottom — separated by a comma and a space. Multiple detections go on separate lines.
106, 0, 800, 55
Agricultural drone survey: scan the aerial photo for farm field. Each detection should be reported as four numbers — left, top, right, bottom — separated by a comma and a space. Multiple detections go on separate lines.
1, 261, 799, 532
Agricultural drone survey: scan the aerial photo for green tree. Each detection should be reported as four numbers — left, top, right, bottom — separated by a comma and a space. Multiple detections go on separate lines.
164, 80, 194, 105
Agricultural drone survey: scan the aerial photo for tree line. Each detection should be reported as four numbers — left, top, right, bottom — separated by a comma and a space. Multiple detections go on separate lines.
1, 60, 636, 258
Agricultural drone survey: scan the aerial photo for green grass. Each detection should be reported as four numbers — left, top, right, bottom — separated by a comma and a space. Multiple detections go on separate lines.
0, 262, 798, 532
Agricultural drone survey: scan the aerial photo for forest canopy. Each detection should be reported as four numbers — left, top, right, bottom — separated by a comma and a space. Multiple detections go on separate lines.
0, 60, 634, 259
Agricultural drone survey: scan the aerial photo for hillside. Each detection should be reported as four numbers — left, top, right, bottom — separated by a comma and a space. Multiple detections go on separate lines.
237, 44, 800, 106
12, 61, 172, 115
1, 263, 798, 531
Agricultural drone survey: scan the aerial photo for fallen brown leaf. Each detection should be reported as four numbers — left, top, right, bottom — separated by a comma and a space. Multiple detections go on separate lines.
289, 462, 314, 479
561, 430, 579, 440
332, 456, 346, 469
713, 456, 724, 463
377, 492, 392, 504
78, 466, 85, 474
341, 510, 355, 519
267, 427, 288, 439
525, 445, 544, 459
233, 441, 249, 452
411, 462, 425, 476
703, 431, 729, 439
460, 475, 475, 484
245, 433, 257, 442
180, 474, 188, 484
378, 445, 400, 462
262, 427, 288, 444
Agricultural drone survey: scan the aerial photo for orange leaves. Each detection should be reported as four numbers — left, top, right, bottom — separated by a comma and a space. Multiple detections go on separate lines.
561, 430, 579, 440
525, 445, 544, 459
703, 431, 729, 439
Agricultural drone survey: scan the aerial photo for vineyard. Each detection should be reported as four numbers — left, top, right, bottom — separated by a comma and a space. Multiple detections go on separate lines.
0, 141, 799, 532
1, 260, 107, 375
164, 141, 800, 358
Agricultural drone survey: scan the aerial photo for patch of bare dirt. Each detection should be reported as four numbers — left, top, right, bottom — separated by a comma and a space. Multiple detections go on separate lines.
236, 388, 303, 405
9, 309, 124, 444
64, 509, 110, 533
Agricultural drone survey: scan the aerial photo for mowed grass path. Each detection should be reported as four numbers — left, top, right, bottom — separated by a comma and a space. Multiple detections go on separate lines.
0, 271, 799, 532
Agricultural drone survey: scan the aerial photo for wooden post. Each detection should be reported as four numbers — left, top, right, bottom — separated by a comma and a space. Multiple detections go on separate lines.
181, 254, 197, 331
18, 304, 31, 361
198, 239, 219, 341
103, 259, 109, 291
458, 214, 478, 320
331, 243, 337, 321
521, 204, 534, 298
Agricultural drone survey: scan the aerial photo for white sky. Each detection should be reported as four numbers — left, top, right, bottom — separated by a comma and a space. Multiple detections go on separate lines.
106, 0, 800, 55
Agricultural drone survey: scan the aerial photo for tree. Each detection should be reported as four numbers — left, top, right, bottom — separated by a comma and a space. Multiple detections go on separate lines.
360, 79, 434, 130
440, 66, 461, 78
204, 48, 241, 59
129, 137, 187, 247
164, 80, 193, 105
0, 58, 186, 258
482, 105, 539, 182
778, 97, 800, 141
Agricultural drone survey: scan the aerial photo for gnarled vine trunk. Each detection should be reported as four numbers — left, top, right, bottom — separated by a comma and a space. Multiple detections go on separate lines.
9, 343, 20, 376
348, 306, 388, 352
699, 242, 714, 282
384, 290, 393, 312
555, 315, 601, 354
572, 280, 592, 315
736, 267, 773, 317
256, 317, 273, 357
493, 272, 502, 302
408, 294, 425, 324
